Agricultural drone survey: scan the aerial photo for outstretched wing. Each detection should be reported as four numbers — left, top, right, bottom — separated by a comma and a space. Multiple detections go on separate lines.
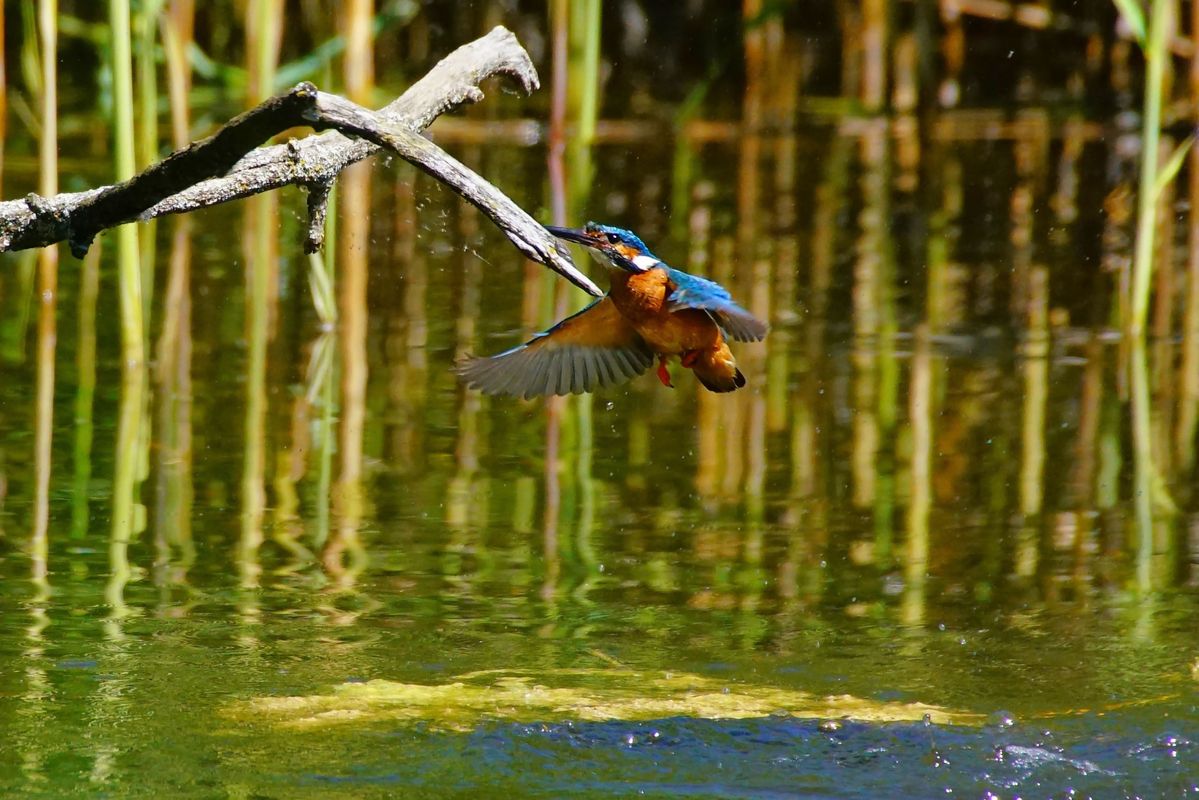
456, 297, 654, 398
664, 268, 769, 343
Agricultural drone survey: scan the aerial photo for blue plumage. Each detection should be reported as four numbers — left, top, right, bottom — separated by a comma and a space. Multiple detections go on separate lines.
664, 268, 768, 343
587, 223, 654, 255
559, 223, 767, 343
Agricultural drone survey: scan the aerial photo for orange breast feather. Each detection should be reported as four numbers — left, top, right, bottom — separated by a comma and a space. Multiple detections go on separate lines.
609, 270, 724, 355
610, 268, 668, 319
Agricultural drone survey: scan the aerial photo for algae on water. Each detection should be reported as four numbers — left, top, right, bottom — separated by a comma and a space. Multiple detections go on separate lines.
233, 668, 980, 731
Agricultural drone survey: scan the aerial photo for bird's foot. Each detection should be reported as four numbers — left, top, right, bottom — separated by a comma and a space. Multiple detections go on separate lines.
656, 356, 674, 388
680, 350, 700, 368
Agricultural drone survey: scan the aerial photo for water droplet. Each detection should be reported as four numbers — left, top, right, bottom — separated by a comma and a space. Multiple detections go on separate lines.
988, 710, 1015, 728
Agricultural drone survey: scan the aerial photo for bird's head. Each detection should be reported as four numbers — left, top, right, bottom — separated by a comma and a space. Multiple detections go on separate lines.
545, 222, 662, 273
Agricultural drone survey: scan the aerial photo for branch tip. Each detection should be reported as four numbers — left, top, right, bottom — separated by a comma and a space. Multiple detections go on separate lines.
304, 181, 333, 254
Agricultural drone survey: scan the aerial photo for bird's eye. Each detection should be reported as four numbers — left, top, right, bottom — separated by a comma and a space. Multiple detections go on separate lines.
606, 233, 620, 244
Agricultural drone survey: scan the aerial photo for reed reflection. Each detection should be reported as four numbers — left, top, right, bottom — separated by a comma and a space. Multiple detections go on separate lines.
239, 194, 272, 590
72, 245, 101, 542
1016, 266, 1049, 579
387, 167, 427, 472
154, 218, 196, 593
307, 331, 337, 551
447, 192, 484, 533
9, 13, 1199, 796
329, 159, 371, 588
108, 362, 148, 624
31, 0, 58, 598
326, 0, 375, 589
0, 6, 1197, 731
539, 0, 602, 608
1180, 142, 1199, 473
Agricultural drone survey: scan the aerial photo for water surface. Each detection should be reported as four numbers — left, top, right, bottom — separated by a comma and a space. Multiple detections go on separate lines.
0, 57, 1197, 800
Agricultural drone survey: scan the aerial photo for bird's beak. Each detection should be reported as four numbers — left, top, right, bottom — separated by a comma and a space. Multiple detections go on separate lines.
530, 226, 599, 295
545, 225, 600, 248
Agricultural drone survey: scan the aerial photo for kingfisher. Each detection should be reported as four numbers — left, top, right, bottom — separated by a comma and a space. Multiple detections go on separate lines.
455, 222, 768, 396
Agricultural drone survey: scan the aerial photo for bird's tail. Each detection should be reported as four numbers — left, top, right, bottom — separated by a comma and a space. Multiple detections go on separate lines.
688, 342, 746, 393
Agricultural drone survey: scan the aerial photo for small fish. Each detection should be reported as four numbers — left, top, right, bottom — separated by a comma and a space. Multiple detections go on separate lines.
456, 222, 767, 396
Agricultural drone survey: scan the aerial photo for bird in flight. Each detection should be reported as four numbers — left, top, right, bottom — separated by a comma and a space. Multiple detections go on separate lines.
456, 222, 768, 397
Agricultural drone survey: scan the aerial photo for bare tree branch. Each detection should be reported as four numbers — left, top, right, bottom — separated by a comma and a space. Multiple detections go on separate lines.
305, 91, 582, 284
0, 26, 603, 297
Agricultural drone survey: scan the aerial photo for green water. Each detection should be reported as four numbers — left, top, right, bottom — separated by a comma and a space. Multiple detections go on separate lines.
0, 128, 1197, 796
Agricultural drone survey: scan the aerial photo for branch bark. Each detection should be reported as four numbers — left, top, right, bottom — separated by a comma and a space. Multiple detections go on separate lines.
0, 26, 603, 298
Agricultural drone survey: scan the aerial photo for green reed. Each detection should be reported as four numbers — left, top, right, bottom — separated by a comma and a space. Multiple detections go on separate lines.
161, 0, 194, 149
567, 0, 600, 201
566, 0, 602, 570
109, 0, 144, 364
137, 0, 164, 326
1127, 0, 1188, 337
238, 0, 283, 587
326, 0, 374, 586
32, 0, 57, 583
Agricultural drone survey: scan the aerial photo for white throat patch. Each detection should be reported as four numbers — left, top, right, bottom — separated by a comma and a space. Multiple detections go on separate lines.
631, 254, 661, 271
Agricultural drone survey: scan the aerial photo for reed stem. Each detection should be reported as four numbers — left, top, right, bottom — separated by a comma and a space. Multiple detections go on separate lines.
566, 0, 600, 202
162, 0, 194, 149
1129, 0, 1173, 337
137, 1, 163, 329
109, 0, 144, 364
31, 0, 57, 584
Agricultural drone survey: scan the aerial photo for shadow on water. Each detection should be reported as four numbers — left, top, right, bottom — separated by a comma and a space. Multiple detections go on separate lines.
0, 5, 1198, 799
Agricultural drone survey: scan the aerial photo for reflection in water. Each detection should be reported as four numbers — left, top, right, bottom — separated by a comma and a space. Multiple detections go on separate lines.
1017, 266, 1048, 579
239, 193, 273, 591
330, 160, 370, 588
2, 32, 1199, 800
326, 5, 374, 589
31, 0, 59, 614
155, 218, 195, 591
108, 362, 147, 624
72, 245, 101, 543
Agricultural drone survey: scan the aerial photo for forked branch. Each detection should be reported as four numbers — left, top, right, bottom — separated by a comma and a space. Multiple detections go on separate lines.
0, 27, 602, 297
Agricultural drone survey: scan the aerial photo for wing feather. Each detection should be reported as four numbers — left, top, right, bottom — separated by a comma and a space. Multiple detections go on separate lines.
593, 349, 615, 385
578, 349, 598, 393
527, 353, 550, 399
613, 349, 637, 379
556, 351, 573, 395
456, 297, 654, 397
